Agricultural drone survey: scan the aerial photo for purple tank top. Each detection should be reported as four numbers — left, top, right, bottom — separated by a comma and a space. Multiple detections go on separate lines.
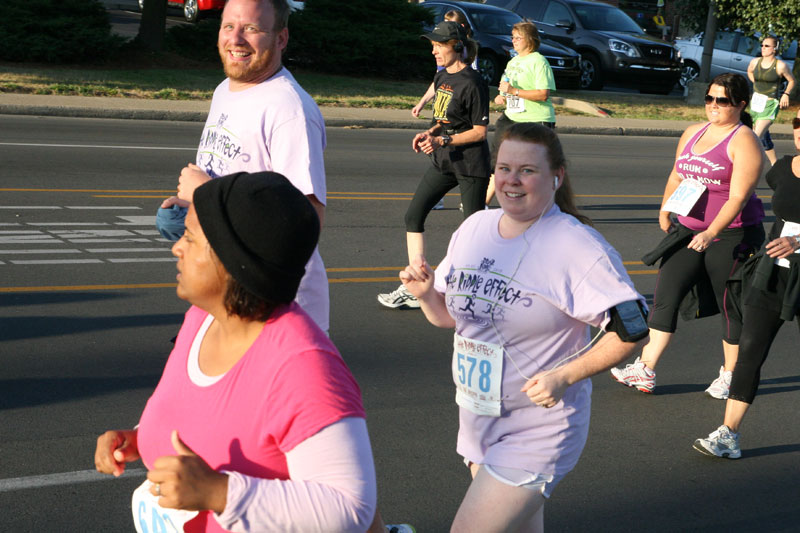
675, 123, 764, 230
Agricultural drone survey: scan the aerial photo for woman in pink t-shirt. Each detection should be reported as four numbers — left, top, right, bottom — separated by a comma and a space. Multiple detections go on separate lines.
397, 123, 647, 532
94, 172, 376, 533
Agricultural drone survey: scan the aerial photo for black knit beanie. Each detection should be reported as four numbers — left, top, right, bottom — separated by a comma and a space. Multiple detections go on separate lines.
193, 171, 320, 304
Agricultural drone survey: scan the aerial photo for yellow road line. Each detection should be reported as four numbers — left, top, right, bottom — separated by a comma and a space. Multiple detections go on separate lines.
1, 188, 774, 201
0, 189, 174, 193
1, 268, 657, 292
0, 283, 176, 293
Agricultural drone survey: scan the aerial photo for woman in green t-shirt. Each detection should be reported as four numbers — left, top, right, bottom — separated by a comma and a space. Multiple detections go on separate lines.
486, 21, 556, 205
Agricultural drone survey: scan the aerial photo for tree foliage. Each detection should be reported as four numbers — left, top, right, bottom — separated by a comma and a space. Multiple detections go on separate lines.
287, 0, 435, 79
677, 0, 800, 39
0, 0, 123, 63
715, 0, 800, 39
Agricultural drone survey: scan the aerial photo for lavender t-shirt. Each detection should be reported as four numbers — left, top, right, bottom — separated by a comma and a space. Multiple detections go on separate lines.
196, 68, 329, 331
434, 207, 644, 474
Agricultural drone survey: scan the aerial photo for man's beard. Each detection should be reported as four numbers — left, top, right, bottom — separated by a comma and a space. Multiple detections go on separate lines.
219, 46, 275, 84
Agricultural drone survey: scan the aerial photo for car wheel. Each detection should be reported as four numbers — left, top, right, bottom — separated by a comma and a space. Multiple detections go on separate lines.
183, 0, 199, 23
477, 52, 501, 86
579, 54, 603, 90
680, 61, 699, 88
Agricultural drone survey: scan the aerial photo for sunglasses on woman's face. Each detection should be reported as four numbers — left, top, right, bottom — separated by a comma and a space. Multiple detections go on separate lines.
793, 117, 800, 130
704, 95, 733, 106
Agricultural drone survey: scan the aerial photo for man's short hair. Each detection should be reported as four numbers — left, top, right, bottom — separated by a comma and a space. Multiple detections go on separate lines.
266, 0, 290, 30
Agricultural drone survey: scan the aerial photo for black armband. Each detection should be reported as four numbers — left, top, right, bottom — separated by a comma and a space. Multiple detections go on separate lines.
607, 300, 649, 342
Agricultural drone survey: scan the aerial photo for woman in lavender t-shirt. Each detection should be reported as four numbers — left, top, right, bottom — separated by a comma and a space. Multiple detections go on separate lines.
398, 123, 647, 531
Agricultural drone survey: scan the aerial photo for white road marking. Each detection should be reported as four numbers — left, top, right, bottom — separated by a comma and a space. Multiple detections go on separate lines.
0, 141, 194, 151
108, 258, 177, 263
27, 222, 110, 226
0, 236, 58, 244
116, 216, 157, 226
65, 206, 142, 210
0, 206, 61, 209
66, 239, 152, 243
10, 259, 103, 265
0, 249, 81, 254
86, 248, 169, 253
0, 468, 147, 493
0, 230, 43, 234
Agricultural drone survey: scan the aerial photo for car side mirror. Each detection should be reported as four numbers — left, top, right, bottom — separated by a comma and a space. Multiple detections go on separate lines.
555, 19, 575, 31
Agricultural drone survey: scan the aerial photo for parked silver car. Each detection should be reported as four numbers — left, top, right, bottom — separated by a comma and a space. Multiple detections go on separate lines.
675, 30, 797, 88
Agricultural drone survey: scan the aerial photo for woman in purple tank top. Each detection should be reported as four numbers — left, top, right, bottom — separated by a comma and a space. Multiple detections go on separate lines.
610, 73, 765, 397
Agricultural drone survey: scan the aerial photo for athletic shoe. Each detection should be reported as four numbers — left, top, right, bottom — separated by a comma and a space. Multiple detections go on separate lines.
705, 366, 732, 400
385, 525, 416, 533
610, 356, 656, 393
432, 199, 445, 210
377, 284, 420, 309
693, 424, 741, 459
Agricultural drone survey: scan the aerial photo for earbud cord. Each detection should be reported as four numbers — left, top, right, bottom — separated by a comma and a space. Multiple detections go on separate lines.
487, 186, 602, 382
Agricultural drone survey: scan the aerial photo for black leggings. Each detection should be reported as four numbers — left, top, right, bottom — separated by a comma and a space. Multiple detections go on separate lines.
729, 269, 800, 404
404, 165, 489, 233
648, 225, 763, 341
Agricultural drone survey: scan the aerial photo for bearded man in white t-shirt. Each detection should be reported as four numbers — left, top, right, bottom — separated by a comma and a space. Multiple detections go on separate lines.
159, 0, 329, 331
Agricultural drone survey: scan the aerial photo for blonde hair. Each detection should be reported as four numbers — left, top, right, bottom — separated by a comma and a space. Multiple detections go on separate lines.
512, 21, 541, 53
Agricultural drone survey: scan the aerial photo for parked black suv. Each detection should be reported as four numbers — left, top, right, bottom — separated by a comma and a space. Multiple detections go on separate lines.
484, 0, 682, 93
421, 0, 581, 88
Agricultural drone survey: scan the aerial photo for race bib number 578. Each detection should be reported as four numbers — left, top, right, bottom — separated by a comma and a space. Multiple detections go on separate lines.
452, 334, 503, 417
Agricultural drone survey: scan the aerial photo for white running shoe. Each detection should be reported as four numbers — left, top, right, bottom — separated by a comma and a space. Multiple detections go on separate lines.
693, 424, 741, 459
432, 199, 445, 210
385, 525, 416, 533
705, 366, 732, 400
377, 284, 420, 309
610, 356, 656, 393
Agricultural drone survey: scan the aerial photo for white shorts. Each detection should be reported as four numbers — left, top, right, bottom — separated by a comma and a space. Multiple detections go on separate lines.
466, 460, 565, 498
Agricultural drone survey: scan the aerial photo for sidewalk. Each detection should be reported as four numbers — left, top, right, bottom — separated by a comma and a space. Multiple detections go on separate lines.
1, 92, 795, 138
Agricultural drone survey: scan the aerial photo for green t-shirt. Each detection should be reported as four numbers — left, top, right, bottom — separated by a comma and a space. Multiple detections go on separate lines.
503, 51, 556, 123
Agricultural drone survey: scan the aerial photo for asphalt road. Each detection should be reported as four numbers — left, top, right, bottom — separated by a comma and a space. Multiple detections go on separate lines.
1, 116, 799, 531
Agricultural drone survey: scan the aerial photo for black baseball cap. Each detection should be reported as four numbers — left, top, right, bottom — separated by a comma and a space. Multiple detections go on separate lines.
421, 21, 466, 43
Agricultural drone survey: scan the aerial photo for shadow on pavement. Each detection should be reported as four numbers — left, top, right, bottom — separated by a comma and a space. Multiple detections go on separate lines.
0, 375, 160, 410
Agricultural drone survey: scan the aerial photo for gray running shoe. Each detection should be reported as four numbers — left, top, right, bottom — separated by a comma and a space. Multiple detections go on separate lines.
385, 525, 416, 533
705, 366, 732, 399
377, 284, 421, 309
693, 424, 741, 459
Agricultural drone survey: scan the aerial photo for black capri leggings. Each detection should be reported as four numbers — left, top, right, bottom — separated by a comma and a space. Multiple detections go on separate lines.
648, 224, 764, 341
404, 165, 489, 233
728, 267, 800, 404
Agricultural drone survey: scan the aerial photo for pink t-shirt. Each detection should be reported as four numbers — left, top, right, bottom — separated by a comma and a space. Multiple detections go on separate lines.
196, 68, 329, 331
675, 123, 764, 231
136, 304, 365, 532
434, 207, 644, 475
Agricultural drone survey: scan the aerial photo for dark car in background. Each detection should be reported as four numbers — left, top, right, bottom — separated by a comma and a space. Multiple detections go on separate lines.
421, 0, 581, 88
484, 0, 682, 93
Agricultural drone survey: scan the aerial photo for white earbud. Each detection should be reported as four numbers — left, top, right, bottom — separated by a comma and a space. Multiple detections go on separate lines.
553, 176, 559, 188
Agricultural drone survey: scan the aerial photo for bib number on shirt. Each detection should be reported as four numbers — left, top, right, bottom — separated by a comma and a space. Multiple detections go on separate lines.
452, 334, 503, 417
776, 221, 800, 268
505, 94, 525, 114
132, 480, 198, 533
662, 179, 707, 216
750, 92, 768, 113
